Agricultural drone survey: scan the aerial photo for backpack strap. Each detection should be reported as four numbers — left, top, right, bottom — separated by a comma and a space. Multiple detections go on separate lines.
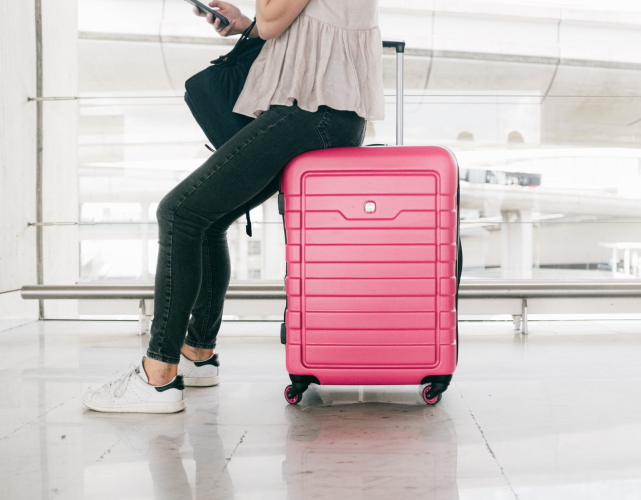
245, 210, 252, 237
211, 18, 258, 66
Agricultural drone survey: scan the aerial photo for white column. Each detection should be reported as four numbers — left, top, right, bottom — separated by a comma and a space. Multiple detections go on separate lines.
41, 0, 79, 318
141, 201, 150, 280
501, 210, 533, 279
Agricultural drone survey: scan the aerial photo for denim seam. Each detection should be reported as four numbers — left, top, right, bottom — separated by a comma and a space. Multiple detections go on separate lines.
153, 216, 174, 358
152, 105, 300, 361
184, 337, 215, 350
199, 234, 214, 344
315, 107, 332, 149
172, 105, 301, 215
147, 350, 180, 365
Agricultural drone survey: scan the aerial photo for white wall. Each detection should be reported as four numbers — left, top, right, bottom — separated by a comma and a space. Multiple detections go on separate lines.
0, 0, 39, 331
0, 0, 79, 328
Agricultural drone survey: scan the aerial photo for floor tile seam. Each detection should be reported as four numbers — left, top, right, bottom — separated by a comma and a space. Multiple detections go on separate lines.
96, 437, 123, 462
53, 435, 125, 498
598, 322, 639, 335
221, 430, 248, 472
0, 395, 78, 442
455, 384, 520, 500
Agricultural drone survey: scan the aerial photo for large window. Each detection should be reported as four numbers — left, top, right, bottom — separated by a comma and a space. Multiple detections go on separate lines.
74, 0, 641, 286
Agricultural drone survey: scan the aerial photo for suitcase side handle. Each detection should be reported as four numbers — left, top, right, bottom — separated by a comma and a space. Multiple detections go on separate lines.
382, 39, 405, 145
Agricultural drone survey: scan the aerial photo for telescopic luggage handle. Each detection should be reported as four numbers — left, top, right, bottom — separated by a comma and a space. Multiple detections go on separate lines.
383, 39, 405, 145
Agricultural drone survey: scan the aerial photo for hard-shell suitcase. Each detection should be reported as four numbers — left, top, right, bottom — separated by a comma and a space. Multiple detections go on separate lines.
278, 40, 461, 405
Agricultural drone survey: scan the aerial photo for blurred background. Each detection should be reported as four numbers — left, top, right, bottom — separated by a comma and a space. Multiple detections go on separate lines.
3, 0, 641, 324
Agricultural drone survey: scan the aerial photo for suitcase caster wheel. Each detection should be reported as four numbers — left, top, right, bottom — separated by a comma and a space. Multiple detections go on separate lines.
421, 385, 442, 405
284, 385, 302, 405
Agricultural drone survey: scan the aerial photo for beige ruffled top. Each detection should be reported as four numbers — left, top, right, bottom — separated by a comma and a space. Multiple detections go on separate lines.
233, 0, 385, 121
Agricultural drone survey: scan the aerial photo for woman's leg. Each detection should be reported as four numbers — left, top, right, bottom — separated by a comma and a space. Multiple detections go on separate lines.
182, 176, 280, 359
146, 104, 365, 384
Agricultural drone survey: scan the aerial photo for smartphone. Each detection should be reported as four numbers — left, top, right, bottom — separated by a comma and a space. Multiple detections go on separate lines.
184, 0, 230, 26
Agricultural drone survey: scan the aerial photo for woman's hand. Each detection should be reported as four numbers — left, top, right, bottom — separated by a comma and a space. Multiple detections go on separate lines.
192, 1, 253, 37
256, 0, 310, 40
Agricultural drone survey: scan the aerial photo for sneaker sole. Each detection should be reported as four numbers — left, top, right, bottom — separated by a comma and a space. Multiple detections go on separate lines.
82, 398, 186, 414
184, 375, 220, 387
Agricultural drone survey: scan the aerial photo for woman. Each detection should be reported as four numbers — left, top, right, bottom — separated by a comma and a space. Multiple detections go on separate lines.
83, 0, 384, 413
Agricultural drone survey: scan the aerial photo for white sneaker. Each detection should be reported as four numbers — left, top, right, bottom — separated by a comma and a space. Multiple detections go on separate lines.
178, 353, 220, 387
83, 359, 186, 414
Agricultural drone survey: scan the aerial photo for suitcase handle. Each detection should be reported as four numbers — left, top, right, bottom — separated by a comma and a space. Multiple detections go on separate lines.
383, 39, 405, 145
382, 40, 405, 53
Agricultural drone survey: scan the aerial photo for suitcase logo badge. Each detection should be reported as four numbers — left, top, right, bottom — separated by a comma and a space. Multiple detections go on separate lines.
364, 201, 376, 213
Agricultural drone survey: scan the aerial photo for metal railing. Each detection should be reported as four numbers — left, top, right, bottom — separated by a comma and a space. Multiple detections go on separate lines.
21, 280, 641, 335
459, 280, 641, 333
20, 281, 285, 300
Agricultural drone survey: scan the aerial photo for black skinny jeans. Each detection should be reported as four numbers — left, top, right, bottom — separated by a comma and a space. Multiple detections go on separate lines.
147, 103, 366, 364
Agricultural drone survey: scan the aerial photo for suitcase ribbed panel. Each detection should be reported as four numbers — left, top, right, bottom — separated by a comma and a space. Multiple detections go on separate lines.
282, 146, 457, 384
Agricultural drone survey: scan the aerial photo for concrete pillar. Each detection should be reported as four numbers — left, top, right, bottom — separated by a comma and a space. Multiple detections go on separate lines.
141, 201, 150, 280
611, 247, 618, 277
501, 210, 533, 279
41, 0, 79, 318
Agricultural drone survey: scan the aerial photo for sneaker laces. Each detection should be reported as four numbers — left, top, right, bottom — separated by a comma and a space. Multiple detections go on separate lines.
107, 364, 139, 399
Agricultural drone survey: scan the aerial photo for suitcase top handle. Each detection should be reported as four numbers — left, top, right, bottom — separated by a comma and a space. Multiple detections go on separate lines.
382, 39, 406, 145
383, 40, 405, 53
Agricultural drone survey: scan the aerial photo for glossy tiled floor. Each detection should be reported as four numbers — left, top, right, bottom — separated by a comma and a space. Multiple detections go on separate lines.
2, 320, 641, 500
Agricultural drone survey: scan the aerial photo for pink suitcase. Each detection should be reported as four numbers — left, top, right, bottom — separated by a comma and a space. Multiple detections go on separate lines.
278, 41, 461, 405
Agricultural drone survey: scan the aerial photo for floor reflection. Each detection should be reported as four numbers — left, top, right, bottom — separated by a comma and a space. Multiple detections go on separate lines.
86, 396, 234, 500
6, 322, 641, 498
283, 387, 460, 500
146, 408, 234, 500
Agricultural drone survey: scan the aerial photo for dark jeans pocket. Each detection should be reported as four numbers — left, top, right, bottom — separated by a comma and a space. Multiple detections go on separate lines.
316, 107, 366, 149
